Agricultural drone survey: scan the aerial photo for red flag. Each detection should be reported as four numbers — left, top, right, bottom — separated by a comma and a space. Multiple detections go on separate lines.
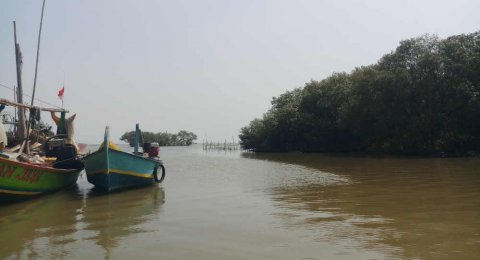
58, 86, 64, 99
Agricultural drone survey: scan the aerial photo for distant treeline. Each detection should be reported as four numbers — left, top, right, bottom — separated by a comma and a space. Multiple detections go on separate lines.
121, 130, 197, 147
239, 32, 480, 156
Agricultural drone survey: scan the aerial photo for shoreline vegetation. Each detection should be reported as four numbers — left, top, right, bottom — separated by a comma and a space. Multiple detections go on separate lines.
239, 31, 480, 156
120, 130, 197, 147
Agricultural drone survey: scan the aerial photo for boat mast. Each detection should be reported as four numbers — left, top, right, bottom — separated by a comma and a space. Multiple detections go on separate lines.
13, 21, 27, 148
25, 0, 47, 154
29, 0, 46, 110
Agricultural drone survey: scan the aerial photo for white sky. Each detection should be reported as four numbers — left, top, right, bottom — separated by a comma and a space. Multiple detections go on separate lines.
1, 0, 479, 144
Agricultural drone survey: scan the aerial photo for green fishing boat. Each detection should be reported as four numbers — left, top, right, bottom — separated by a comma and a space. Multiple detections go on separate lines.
0, 154, 82, 201
0, 18, 84, 202
0, 98, 84, 202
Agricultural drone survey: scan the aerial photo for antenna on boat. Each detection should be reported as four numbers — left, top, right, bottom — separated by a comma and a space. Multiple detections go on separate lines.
25, 0, 47, 154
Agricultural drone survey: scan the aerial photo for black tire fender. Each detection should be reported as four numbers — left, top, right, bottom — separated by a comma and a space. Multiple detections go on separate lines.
153, 163, 166, 183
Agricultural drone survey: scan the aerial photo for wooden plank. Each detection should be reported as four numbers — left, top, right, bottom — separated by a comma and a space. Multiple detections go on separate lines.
0, 98, 68, 113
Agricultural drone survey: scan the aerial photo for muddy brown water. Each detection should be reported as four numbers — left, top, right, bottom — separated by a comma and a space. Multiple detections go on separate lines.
1, 145, 479, 259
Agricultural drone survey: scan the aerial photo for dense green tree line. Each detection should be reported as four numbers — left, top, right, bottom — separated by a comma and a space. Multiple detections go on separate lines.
239, 32, 480, 156
120, 130, 197, 147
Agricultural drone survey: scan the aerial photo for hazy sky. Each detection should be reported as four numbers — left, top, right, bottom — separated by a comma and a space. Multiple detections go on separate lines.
1, 0, 479, 144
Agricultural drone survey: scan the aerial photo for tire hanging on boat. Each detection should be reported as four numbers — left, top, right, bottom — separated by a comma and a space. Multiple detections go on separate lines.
153, 164, 166, 183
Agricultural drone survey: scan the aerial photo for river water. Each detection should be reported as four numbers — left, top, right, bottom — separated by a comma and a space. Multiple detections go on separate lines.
1, 145, 479, 259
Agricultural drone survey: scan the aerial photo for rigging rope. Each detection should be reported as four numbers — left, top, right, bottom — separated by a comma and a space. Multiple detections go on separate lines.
0, 82, 62, 109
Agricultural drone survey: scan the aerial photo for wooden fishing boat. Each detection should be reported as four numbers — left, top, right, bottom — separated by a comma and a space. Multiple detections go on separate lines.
83, 125, 165, 192
0, 99, 84, 202
0, 18, 84, 202
0, 153, 83, 201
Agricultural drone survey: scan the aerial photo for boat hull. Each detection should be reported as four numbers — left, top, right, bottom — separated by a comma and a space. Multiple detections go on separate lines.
0, 156, 82, 201
84, 148, 159, 192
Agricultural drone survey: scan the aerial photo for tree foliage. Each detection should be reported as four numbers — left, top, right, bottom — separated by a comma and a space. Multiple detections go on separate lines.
239, 31, 480, 156
120, 130, 197, 147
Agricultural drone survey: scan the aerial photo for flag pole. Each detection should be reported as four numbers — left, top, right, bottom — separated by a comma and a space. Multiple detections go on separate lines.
62, 71, 65, 109
57, 86, 64, 107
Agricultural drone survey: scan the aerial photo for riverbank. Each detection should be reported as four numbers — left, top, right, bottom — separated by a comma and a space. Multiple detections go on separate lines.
240, 31, 480, 157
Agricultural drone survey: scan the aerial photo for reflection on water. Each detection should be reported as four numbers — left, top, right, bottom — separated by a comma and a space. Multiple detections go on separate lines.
1, 145, 479, 259
0, 176, 165, 259
82, 182, 165, 259
0, 194, 79, 259
243, 153, 480, 259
